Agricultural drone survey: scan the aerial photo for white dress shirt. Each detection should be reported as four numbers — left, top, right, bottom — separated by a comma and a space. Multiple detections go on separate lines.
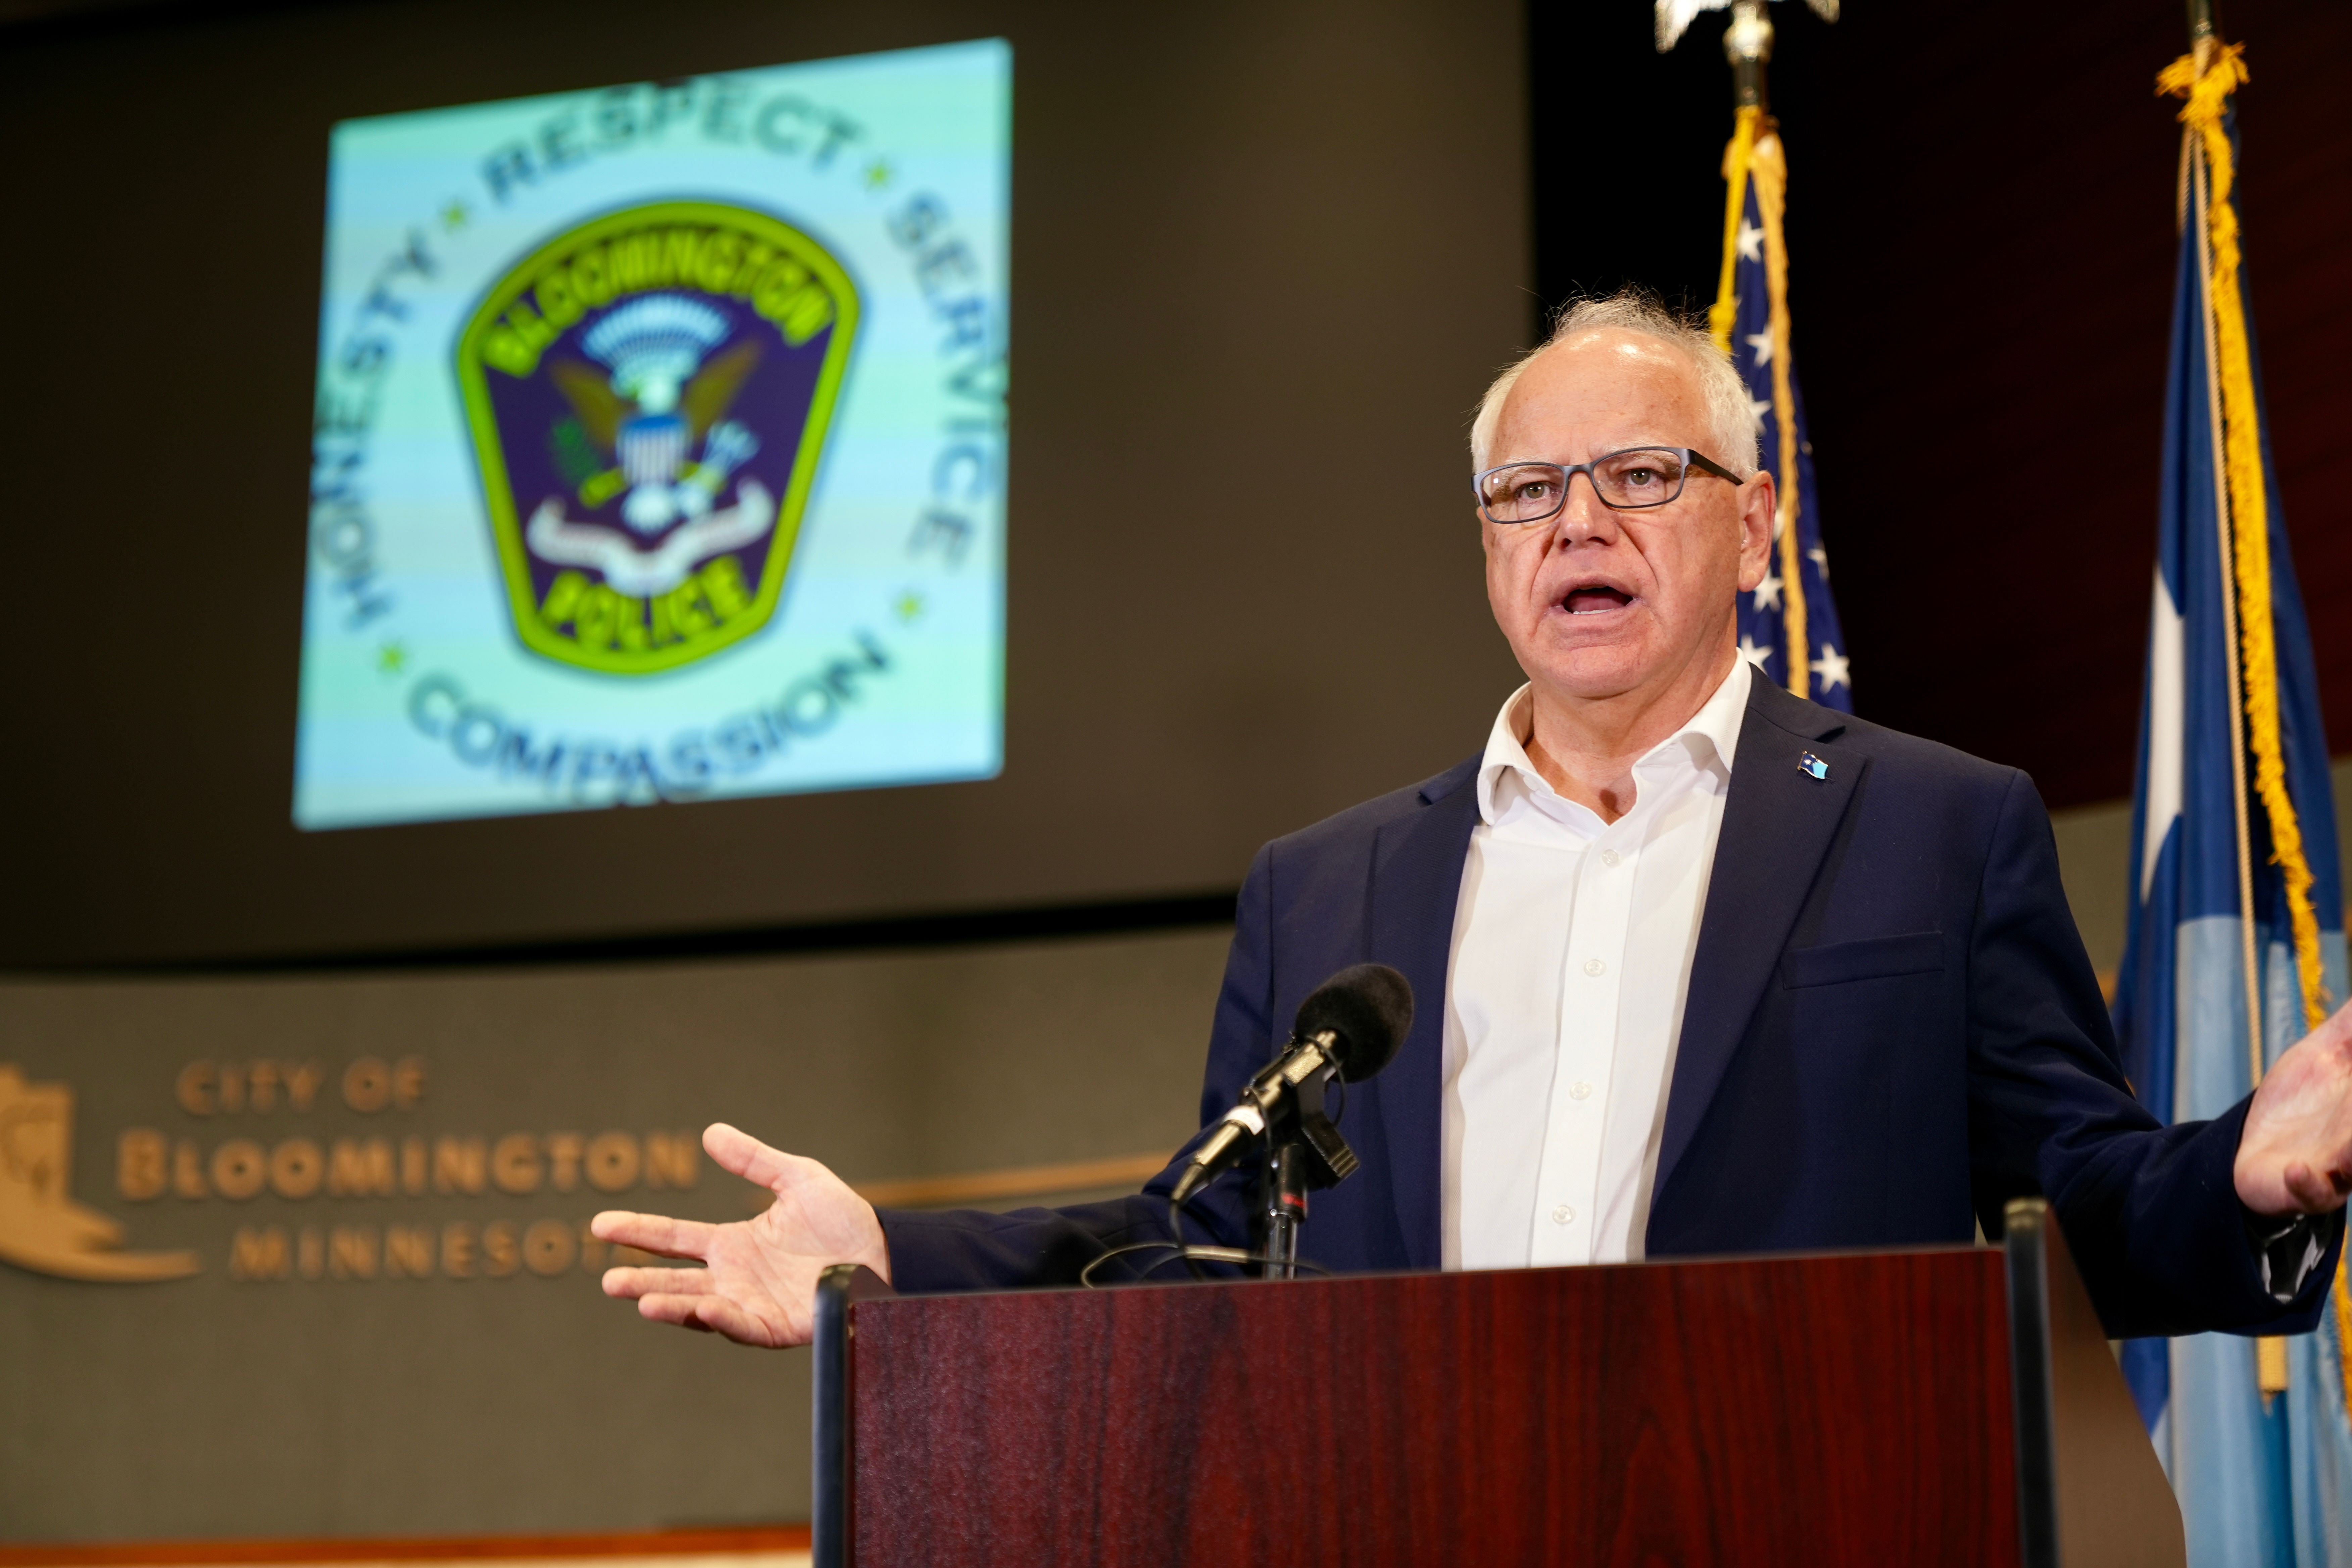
1440, 658, 1750, 1272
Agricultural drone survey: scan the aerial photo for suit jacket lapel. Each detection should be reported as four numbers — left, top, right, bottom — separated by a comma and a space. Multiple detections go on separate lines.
1653, 679, 1865, 1208
1368, 758, 1480, 1271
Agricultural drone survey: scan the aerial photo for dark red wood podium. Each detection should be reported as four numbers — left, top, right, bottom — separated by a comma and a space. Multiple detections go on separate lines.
811, 1198, 2180, 1567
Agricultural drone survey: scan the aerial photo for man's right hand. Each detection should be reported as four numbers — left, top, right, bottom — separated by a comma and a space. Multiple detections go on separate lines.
590, 1122, 890, 1349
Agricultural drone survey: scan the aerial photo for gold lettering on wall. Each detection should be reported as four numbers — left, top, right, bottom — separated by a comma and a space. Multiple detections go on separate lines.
442, 1222, 476, 1279
546, 1133, 584, 1192
522, 1219, 574, 1276
384, 1224, 434, 1278
270, 1138, 325, 1199
329, 1138, 395, 1197
491, 1134, 541, 1194
118, 1130, 166, 1201
12, 1050, 715, 1292
433, 1137, 487, 1196
483, 1220, 520, 1277
175, 1060, 329, 1118
210, 1140, 266, 1201
223, 1213, 658, 1283
229, 1226, 290, 1280
644, 1132, 699, 1189
144, 1130, 699, 1206
175, 1063, 215, 1117
584, 1132, 639, 1192
343, 1059, 391, 1114
330, 1225, 379, 1280
285, 1063, 324, 1113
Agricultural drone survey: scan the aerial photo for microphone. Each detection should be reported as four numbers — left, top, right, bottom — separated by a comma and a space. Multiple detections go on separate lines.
1170, 963, 1413, 1206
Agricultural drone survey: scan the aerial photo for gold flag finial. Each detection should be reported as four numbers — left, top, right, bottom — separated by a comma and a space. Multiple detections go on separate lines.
1654, 0, 1837, 56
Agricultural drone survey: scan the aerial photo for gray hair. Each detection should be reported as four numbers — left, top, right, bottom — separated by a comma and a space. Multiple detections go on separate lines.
1467, 290, 1760, 478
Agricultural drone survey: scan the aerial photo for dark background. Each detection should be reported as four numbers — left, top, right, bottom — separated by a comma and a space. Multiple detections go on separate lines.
1532, 0, 2352, 810
4, 0, 2348, 968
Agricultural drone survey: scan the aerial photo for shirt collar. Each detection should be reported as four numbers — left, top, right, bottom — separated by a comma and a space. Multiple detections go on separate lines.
1476, 657, 1751, 829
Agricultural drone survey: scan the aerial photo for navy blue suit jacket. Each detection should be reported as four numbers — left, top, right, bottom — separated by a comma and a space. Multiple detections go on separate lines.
882, 677, 2342, 1337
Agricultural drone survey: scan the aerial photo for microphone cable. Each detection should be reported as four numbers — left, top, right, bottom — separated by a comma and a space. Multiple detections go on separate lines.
1078, 1189, 1330, 1289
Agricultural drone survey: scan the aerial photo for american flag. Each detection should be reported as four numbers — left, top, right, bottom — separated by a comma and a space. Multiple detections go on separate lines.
1714, 121, 1851, 711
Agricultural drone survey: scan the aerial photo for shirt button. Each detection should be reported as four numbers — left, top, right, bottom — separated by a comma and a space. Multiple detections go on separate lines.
1583, 958, 1606, 977
1551, 1205, 1576, 1225
1600, 849, 1621, 867
1569, 1081, 1593, 1101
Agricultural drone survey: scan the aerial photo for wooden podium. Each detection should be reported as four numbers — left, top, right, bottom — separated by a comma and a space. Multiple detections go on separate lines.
810, 1198, 2180, 1567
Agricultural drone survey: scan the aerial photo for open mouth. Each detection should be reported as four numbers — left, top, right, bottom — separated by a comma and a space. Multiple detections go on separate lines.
1560, 586, 1634, 615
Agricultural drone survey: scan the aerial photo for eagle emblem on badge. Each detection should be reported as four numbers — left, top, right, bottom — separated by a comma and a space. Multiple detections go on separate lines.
455, 201, 860, 675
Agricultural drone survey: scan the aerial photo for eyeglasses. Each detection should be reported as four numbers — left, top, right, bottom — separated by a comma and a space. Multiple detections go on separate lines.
1473, 446, 1744, 525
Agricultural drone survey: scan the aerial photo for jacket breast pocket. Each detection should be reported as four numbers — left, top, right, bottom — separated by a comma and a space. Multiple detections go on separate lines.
1779, 931, 1946, 989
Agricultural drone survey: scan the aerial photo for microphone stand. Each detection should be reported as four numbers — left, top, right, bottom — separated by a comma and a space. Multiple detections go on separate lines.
1263, 1142, 1309, 1280
1260, 1057, 1355, 1280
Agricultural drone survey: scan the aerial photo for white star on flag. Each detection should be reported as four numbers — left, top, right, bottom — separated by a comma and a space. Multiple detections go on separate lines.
1737, 635, 1773, 671
1744, 330, 1773, 366
1746, 394, 1773, 430
1735, 221, 1765, 262
1810, 643, 1852, 692
1751, 572, 1783, 612
1807, 544, 1829, 578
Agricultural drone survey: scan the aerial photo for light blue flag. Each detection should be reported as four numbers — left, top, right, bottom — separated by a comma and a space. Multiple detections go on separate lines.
2111, 69, 2352, 1568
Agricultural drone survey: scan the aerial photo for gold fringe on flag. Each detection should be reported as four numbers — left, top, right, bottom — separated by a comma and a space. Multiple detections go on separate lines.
2162, 38, 2351, 1420
2162, 44, 2328, 1034
1708, 106, 1761, 352
1710, 107, 1809, 700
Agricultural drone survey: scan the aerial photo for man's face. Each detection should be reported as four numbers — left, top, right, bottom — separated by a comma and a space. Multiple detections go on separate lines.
1479, 330, 1774, 704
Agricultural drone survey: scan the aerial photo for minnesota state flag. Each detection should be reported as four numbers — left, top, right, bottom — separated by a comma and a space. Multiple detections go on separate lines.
2112, 39, 2352, 1567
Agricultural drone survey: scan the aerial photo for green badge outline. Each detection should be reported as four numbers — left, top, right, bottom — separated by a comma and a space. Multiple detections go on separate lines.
454, 201, 862, 676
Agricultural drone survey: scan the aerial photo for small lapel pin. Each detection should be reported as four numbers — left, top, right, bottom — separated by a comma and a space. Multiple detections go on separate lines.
1799, 751, 1830, 782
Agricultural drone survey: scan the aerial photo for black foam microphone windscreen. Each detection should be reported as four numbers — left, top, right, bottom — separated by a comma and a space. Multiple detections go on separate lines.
1291, 963, 1413, 1081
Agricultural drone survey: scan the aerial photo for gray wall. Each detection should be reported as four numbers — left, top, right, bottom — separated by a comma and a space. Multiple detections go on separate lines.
0, 928, 1228, 1542
2048, 757, 2352, 978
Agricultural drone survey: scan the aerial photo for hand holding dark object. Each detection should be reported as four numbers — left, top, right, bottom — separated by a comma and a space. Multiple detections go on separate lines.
591, 1122, 889, 1349
2236, 999, 2352, 1217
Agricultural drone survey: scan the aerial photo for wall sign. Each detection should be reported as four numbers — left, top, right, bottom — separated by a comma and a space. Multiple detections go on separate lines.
296, 41, 1010, 829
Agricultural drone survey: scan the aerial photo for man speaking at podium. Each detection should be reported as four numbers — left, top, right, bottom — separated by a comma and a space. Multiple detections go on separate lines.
592, 292, 2352, 1347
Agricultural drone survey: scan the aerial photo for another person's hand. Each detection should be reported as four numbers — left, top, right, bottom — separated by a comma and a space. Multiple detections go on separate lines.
590, 1123, 889, 1348
2236, 998, 2352, 1216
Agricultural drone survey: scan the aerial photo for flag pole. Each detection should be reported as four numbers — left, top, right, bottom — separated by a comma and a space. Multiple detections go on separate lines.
1708, 5, 1771, 339
1727, 0, 1770, 108
2187, 0, 2217, 65
1717, 4, 1811, 698
2189, 93, 2286, 1404
2175, 0, 2294, 1404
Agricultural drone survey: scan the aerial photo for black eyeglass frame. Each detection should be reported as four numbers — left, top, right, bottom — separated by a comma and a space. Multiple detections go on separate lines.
1472, 446, 1746, 525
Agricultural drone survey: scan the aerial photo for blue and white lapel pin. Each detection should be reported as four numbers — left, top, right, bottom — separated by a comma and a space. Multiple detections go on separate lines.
1798, 751, 1830, 782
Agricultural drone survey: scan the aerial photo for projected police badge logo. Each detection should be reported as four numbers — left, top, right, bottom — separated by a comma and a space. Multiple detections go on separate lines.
296, 45, 1007, 829
456, 202, 860, 675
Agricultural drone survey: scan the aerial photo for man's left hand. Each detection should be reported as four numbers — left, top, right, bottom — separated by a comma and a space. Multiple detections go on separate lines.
2236, 996, 2352, 1216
